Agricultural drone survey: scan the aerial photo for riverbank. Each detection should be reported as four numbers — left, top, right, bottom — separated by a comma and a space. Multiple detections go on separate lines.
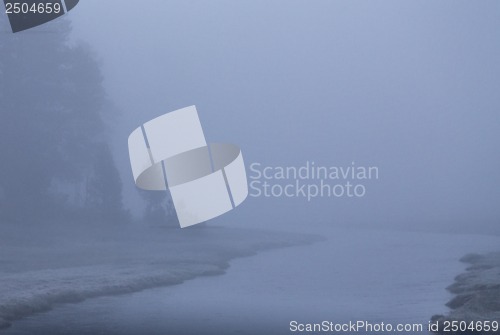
431, 252, 500, 334
0, 221, 322, 330
4, 228, 500, 335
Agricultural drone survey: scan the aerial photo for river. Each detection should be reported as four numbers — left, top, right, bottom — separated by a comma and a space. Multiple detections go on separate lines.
3, 228, 499, 335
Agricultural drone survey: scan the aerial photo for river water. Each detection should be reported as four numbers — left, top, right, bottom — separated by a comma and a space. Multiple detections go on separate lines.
3, 229, 499, 335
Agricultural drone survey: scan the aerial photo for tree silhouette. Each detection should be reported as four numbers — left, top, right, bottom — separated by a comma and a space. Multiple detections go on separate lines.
0, 18, 126, 223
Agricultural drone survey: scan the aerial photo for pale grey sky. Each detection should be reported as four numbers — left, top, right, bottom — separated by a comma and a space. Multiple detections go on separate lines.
68, 0, 500, 232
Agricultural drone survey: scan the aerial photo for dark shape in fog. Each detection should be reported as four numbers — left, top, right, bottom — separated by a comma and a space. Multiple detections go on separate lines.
4, 0, 79, 33
0, 18, 126, 222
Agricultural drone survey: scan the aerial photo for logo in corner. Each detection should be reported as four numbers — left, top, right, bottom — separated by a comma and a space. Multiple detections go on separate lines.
128, 106, 249, 228
4, 0, 80, 33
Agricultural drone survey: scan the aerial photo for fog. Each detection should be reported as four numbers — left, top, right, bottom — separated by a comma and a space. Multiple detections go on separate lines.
1, 1, 500, 333
67, 0, 500, 233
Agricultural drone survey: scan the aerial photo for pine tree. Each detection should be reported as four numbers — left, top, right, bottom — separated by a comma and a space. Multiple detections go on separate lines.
140, 190, 178, 227
0, 17, 126, 222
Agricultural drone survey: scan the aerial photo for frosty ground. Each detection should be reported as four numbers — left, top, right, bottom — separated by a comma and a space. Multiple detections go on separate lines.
0, 221, 321, 329
432, 252, 500, 333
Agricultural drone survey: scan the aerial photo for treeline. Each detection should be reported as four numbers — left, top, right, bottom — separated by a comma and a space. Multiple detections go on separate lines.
0, 18, 127, 223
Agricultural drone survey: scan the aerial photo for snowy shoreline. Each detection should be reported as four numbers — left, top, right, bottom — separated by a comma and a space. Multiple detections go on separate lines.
0, 222, 322, 330
432, 252, 500, 334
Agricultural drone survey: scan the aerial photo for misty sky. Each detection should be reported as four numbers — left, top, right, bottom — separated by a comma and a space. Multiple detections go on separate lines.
66, 0, 500, 232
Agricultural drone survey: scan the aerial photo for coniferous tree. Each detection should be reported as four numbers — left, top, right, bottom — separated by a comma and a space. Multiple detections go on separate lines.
0, 18, 126, 222
140, 190, 178, 227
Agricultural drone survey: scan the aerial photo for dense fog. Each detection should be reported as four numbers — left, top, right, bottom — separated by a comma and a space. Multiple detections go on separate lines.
1, 1, 499, 334
68, 0, 500, 233
1, 1, 499, 232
